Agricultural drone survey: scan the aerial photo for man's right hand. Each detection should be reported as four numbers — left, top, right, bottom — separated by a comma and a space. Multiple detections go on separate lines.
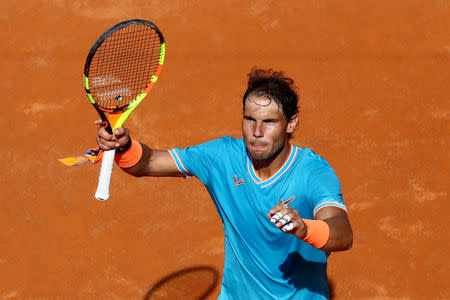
93, 119, 182, 177
94, 119, 131, 151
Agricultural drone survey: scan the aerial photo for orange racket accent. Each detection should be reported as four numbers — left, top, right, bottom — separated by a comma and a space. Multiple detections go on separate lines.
108, 113, 122, 129
154, 63, 163, 77
143, 82, 155, 94
143, 63, 163, 94
102, 107, 120, 113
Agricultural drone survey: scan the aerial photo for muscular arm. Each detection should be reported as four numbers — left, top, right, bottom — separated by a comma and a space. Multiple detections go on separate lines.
95, 120, 182, 178
268, 205, 353, 252
122, 143, 183, 177
315, 206, 353, 252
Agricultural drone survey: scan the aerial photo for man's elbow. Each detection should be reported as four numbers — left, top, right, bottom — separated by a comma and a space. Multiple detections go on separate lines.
332, 230, 353, 252
344, 239, 353, 251
343, 231, 353, 251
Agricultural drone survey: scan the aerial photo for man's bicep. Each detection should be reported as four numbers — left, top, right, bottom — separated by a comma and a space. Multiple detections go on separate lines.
314, 206, 348, 220
146, 149, 185, 177
315, 206, 353, 251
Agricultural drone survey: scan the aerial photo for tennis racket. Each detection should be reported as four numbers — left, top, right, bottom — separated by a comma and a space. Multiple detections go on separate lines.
84, 19, 165, 200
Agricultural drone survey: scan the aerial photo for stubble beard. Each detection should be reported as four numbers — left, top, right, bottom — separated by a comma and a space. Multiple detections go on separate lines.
247, 140, 286, 168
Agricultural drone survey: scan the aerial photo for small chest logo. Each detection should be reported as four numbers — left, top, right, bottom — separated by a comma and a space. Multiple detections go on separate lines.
279, 196, 296, 207
233, 175, 245, 186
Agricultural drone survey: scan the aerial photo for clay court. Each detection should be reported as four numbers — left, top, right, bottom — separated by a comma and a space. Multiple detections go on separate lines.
0, 1, 449, 299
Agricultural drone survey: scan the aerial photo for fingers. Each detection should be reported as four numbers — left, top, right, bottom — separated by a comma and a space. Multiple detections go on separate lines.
267, 202, 285, 219
113, 127, 131, 150
276, 213, 295, 232
278, 213, 298, 233
268, 205, 306, 236
113, 127, 129, 140
96, 123, 114, 150
278, 214, 292, 225
95, 119, 131, 151
270, 207, 289, 224
282, 222, 294, 232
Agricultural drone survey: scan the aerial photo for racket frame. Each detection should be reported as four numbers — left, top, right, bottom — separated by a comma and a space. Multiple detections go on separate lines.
83, 19, 165, 200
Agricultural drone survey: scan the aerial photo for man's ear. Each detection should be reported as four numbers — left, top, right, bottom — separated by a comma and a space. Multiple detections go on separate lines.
287, 115, 299, 134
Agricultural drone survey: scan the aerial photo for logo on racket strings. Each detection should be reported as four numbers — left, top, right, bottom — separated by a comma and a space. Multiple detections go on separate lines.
95, 87, 131, 102
91, 75, 121, 87
91, 75, 131, 102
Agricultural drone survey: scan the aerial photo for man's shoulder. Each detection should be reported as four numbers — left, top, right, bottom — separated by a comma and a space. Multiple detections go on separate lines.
293, 146, 334, 172
191, 136, 243, 154
220, 136, 244, 147
294, 146, 320, 162
202, 136, 243, 149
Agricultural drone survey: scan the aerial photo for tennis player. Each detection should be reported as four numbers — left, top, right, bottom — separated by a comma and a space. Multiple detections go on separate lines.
96, 68, 353, 299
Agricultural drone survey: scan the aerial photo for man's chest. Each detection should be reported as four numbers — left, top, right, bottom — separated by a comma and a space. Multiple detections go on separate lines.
210, 165, 313, 222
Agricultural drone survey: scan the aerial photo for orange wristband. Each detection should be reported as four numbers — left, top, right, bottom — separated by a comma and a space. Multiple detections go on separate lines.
302, 219, 330, 249
114, 139, 142, 168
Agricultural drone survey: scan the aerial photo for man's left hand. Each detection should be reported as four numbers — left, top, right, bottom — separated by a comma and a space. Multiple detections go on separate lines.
268, 203, 308, 239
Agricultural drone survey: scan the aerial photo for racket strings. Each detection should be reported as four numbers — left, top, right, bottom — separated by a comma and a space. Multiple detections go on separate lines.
89, 24, 162, 110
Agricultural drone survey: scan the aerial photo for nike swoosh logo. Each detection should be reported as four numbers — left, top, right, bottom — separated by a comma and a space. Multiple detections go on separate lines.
233, 175, 245, 186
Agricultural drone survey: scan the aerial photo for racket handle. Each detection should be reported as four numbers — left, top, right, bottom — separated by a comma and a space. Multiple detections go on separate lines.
95, 149, 116, 201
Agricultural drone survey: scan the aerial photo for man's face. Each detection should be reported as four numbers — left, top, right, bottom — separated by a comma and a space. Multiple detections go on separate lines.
242, 94, 297, 162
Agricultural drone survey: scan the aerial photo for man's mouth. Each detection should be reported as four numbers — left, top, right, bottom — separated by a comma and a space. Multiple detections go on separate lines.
251, 142, 267, 149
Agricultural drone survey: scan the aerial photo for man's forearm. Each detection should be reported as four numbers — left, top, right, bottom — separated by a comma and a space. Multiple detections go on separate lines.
120, 143, 153, 177
320, 215, 353, 252
118, 143, 184, 178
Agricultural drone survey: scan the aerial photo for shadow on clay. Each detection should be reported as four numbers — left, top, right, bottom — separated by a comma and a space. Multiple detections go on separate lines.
143, 260, 335, 299
143, 265, 220, 300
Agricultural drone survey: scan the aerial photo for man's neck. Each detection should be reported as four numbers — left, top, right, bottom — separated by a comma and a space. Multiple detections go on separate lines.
252, 143, 291, 181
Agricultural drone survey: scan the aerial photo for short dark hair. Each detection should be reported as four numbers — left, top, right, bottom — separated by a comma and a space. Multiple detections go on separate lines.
242, 68, 299, 121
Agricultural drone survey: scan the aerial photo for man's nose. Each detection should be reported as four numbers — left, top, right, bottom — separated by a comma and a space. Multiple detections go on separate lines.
253, 122, 263, 137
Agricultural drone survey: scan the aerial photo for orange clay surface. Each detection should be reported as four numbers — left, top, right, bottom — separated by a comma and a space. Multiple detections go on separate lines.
0, 1, 449, 299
